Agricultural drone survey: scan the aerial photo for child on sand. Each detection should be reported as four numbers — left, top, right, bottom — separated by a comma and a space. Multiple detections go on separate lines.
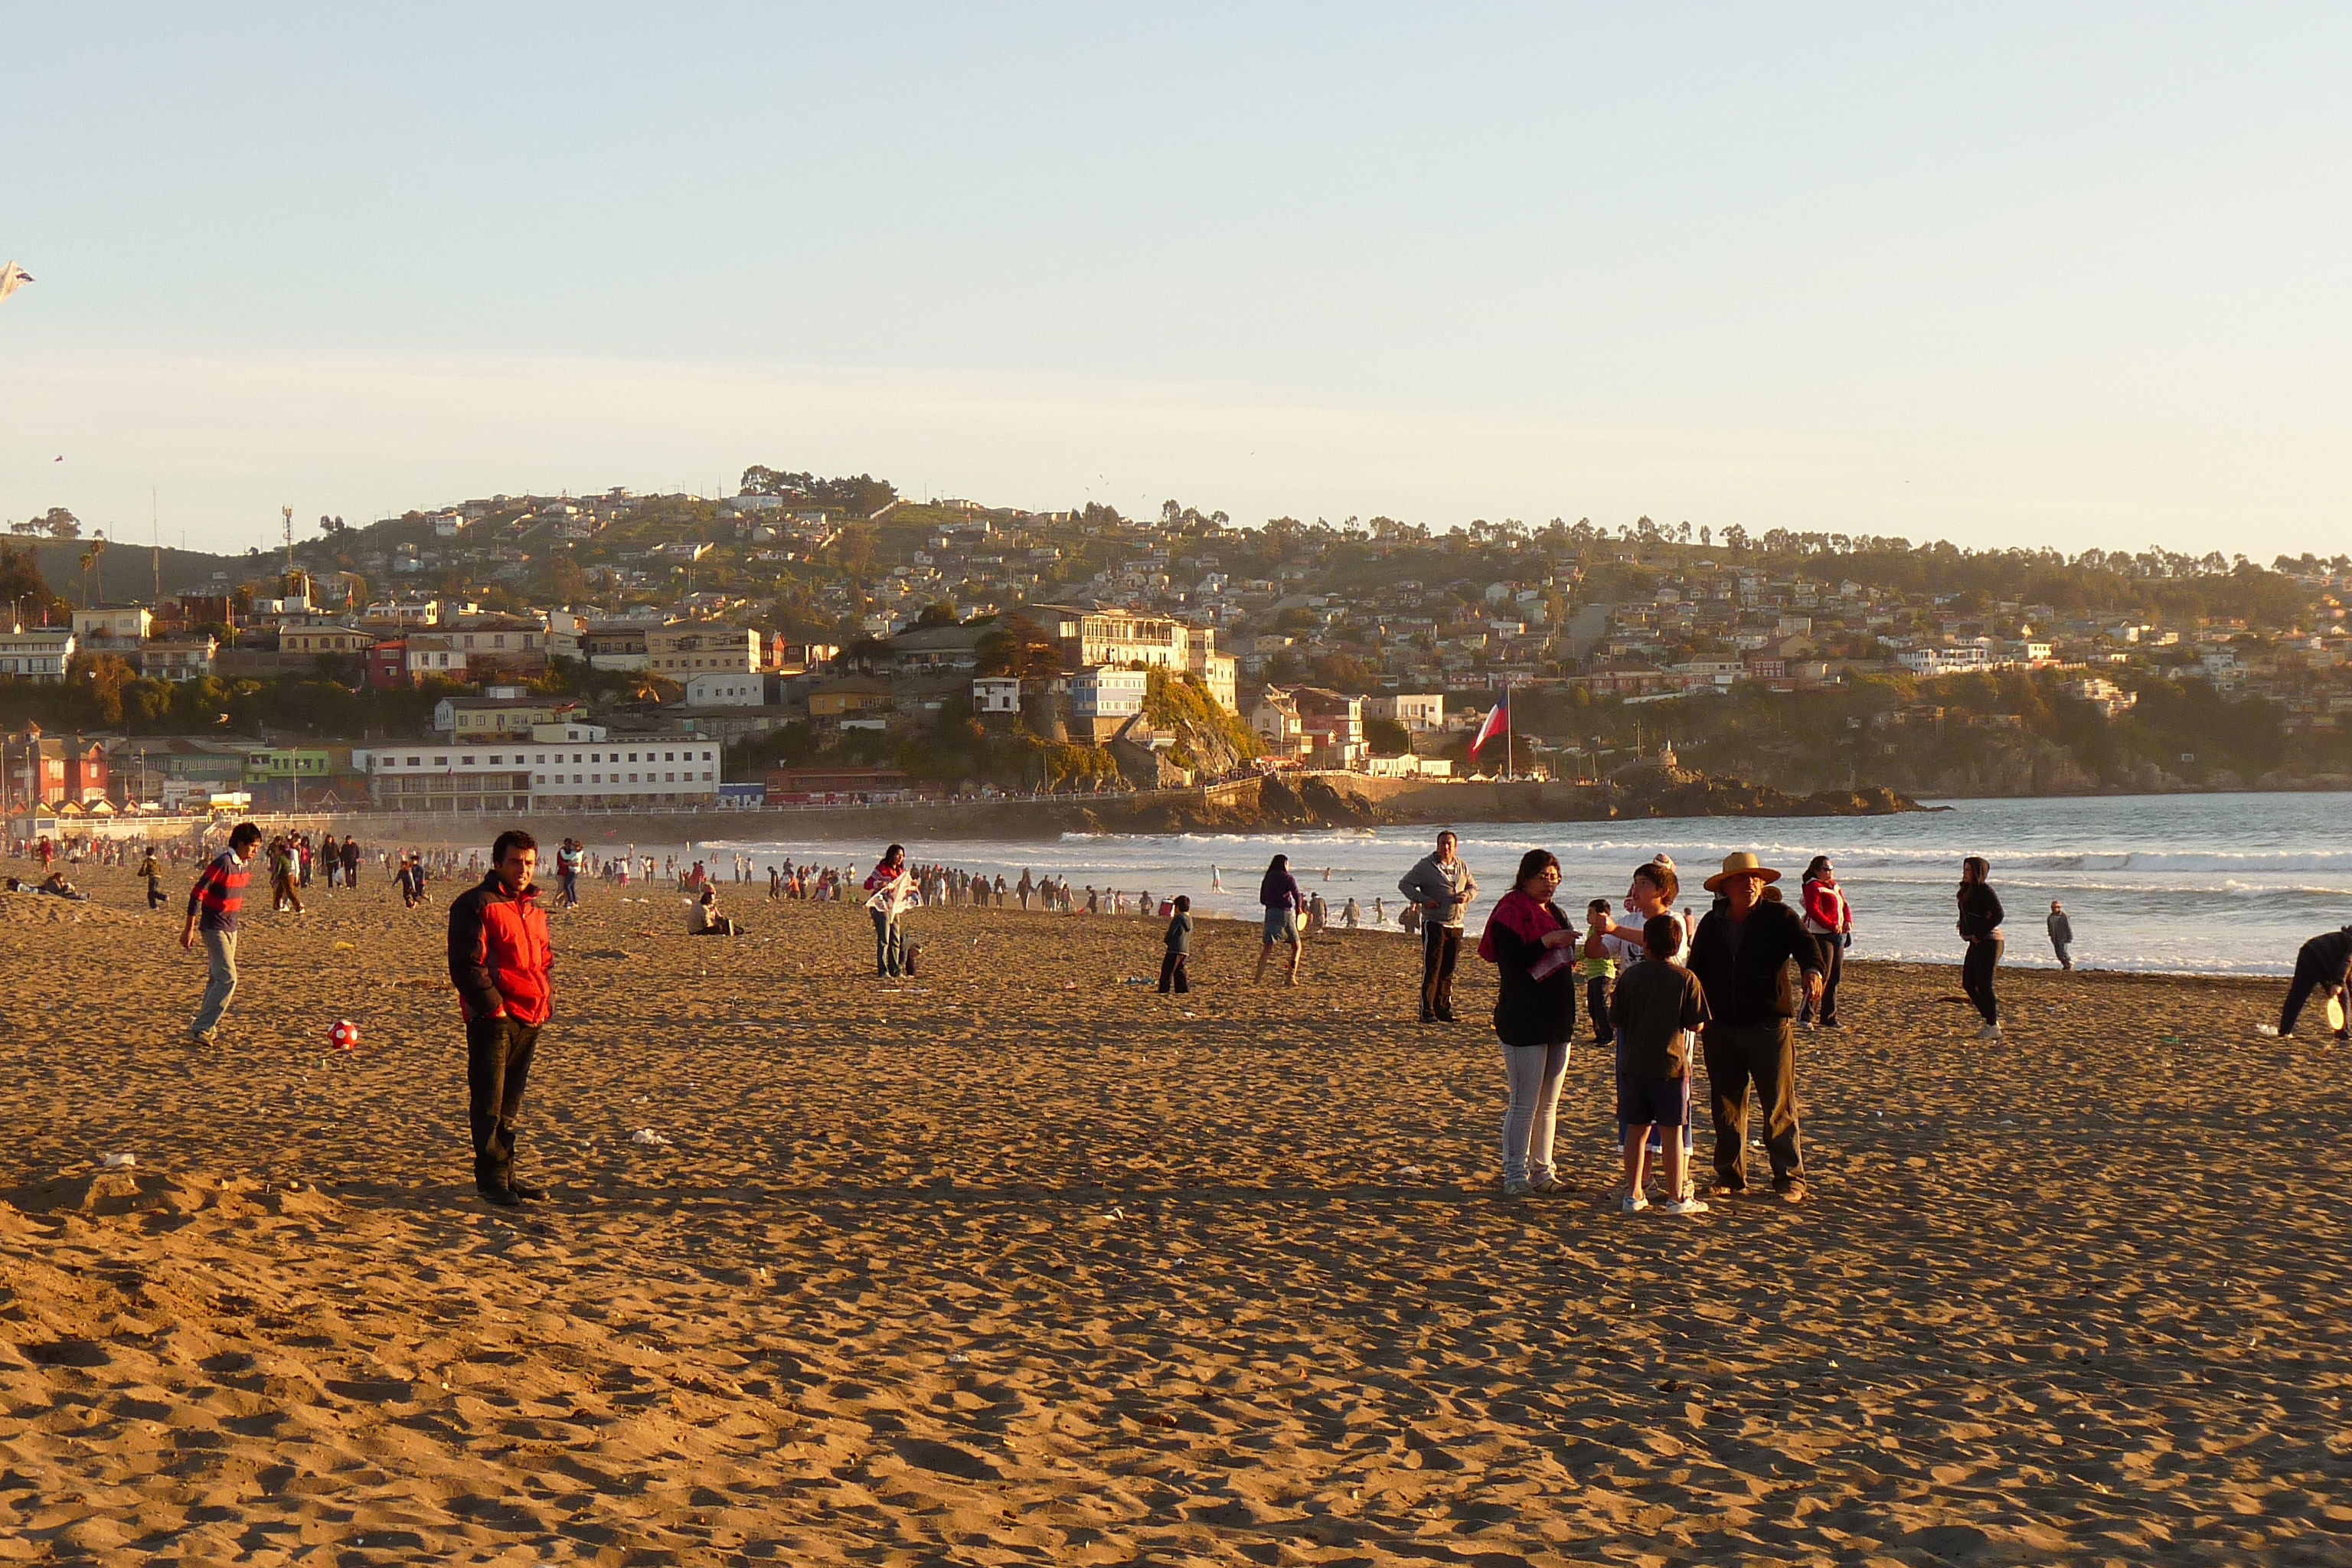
1159, 895, 1193, 994
1611, 915, 1711, 1215
1579, 898, 1617, 1044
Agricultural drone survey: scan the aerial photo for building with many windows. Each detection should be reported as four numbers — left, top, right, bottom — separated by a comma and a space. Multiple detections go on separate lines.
354, 723, 722, 812
0, 629, 75, 681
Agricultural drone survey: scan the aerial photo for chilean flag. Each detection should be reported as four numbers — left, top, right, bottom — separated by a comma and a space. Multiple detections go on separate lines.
1469, 698, 1508, 756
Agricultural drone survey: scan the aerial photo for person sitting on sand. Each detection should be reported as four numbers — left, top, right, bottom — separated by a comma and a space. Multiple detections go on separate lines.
35, 871, 84, 900
1477, 848, 1578, 1197
1613, 915, 1712, 1216
688, 885, 739, 936
1253, 854, 1307, 987
2257, 923, 2352, 1040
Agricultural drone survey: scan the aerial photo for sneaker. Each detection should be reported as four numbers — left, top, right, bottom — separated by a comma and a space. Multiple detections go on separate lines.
1527, 1175, 1566, 1195
508, 1180, 547, 1201
1976, 1024, 2003, 1042
1620, 1193, 1650, 1214
477, 1184, 523, 1208
1657, 1197, 1710, 1216
1502, 1178, 1533, 1197
188, 1030, 217, 1047
1772, 1179, 1808, 1204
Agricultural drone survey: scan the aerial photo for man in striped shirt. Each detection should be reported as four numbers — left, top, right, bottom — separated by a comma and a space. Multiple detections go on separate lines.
181, 822, 261, 1046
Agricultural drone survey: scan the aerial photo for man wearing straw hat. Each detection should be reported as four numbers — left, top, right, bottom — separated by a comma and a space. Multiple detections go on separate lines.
1688, 851, 1824, 1204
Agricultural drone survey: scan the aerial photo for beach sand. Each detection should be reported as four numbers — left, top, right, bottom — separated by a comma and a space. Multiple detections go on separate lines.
3, 864, 2348, 1565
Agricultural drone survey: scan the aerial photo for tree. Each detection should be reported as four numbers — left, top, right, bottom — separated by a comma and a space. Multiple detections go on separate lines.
0, 542, 51, 612
37, 507, 79, 541
913, 601, 960, 629
975, 612, 1063, 680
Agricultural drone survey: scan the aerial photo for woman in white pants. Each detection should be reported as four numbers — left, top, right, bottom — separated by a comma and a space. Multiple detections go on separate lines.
1476, 848, 1580, 1195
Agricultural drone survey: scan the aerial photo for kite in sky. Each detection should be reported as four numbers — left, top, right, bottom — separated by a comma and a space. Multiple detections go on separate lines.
0, 261, 31, 302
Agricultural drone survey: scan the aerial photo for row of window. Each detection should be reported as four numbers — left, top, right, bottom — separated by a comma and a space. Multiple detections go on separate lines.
537, 771, 714, 786
387, 749, 717, 768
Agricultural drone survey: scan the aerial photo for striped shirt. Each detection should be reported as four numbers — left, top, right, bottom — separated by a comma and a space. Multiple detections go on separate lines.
188, 850, 251, 933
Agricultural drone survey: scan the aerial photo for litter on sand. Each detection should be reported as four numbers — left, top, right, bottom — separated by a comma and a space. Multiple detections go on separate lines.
101, 1152, 136, 1170
630, 1129, 674, 1147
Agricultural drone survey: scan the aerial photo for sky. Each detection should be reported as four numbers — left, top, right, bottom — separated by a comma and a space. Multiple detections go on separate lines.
2, 3, 2347, 559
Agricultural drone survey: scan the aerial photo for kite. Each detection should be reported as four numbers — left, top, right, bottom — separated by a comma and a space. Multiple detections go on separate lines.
0, 262, 31, 302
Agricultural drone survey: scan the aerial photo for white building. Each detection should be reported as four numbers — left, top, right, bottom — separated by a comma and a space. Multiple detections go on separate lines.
1072, 666, 1148, 720
72, 606, 153, 643
355, 721, 722, 812
1366, 693, 1445, 731
0, 629, 74, 681
1899, 644, 1994, 677
972, 676, 1023, 715
683, 672, 776, 707
139, 638, 217, 682
644, 622, 759, 677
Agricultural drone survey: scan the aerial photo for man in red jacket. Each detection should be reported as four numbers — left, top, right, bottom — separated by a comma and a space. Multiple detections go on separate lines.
448, 829, 554, 1207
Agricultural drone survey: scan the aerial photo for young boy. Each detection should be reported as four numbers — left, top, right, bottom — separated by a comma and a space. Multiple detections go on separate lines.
1579, 898, 1617, 1044
1159, 896, 1193, 995
1611, 914, 1712, 1216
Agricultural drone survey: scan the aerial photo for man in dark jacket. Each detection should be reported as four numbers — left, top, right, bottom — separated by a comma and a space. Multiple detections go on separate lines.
448, 829, 555, 1207
1688, 852, 1824, 1203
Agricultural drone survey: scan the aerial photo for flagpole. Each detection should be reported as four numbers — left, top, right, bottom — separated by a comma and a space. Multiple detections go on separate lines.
1504, 682, 1514, 782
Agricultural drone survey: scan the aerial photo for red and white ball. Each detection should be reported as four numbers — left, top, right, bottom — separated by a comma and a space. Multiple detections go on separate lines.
328, 1018, 361, 1052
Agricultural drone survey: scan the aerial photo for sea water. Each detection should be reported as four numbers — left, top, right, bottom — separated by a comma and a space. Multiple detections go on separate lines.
687, 792, 2351, 977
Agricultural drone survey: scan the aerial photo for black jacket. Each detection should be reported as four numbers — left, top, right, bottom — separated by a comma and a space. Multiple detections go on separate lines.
1689, 900, 1821, 1027
1958, 884, 2004, 942
1485, 903, 1576, 1047
2298, 926, 2352, 984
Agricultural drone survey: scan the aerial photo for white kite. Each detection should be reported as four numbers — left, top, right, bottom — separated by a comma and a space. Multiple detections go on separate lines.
0, 262, 31, 302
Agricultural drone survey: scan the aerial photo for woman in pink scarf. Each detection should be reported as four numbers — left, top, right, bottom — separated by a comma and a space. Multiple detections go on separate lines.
1478, 848, 1579, 1196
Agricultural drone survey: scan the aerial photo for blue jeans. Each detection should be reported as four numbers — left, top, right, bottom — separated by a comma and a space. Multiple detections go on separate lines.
871, 908, 906, 978
191, 929, 237, 1040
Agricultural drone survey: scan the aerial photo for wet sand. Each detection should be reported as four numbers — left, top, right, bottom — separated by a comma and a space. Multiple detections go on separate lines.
2, 864, 2348, 1565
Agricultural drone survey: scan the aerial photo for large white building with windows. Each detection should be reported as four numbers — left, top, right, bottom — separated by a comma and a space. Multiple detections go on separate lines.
354, 721, 723, 812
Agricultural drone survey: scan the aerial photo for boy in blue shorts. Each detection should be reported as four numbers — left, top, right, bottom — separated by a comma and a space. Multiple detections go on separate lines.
1612, 914, 1712, 1215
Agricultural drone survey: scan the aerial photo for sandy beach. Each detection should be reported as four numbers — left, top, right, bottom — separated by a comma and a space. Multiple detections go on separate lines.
3, 862, 2349, 1566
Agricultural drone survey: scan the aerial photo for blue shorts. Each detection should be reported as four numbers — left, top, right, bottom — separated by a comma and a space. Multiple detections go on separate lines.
1617, 1072, 1690, 1129
1263, 907, 1300, 942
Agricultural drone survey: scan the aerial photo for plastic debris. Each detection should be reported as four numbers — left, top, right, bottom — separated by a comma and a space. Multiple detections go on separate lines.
1395, 1165, 1424, 1178
630, 1129, 674, 1147
101, 1152, 136, 1170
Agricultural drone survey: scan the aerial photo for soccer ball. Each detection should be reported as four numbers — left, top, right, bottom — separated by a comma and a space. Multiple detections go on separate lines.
328, 1018, 361, 1052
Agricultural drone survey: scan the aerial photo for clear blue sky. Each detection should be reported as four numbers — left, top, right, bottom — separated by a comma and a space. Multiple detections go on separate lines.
2, 3, 2347, 558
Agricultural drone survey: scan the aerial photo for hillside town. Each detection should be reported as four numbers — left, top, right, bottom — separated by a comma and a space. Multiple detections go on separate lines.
7, 475, 2352, 818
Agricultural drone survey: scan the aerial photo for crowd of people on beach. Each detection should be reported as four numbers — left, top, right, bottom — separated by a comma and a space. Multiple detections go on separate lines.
19, 805, 2347, 1214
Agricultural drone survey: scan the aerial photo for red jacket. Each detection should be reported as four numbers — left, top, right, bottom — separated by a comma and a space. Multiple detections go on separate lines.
1802, 877, 1851, 936
448, 874, 555, 1025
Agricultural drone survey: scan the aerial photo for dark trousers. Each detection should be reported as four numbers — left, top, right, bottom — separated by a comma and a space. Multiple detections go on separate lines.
1704, 1019, 1802, 1190
1586, 975, 1613, 1043
466, 1014, 541, 1193
1158, 951, 1189, 994
1800, 938, 1843, 1025
2278, 949, 2347, 1036
1420, 923, 1462, 1020
871, 908, 906, 978
1962, 936, 2002, 1025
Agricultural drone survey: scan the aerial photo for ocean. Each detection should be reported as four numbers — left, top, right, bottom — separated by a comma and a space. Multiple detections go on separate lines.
686, 792, 2349, 978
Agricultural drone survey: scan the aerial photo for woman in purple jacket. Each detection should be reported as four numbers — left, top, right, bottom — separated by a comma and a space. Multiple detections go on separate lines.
1253, 854, 1308, 987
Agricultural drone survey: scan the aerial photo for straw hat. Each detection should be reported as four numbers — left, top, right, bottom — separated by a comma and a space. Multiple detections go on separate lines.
1704, 851, 1784, 892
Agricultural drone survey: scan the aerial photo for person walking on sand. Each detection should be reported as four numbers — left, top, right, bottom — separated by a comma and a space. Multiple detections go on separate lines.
1253, 854, 1307, 986
555, 838, 583, 909
449, 830, 556, 1207
1018, 868, 1034, 910
1957, 856, 2004, 1040
2047, 900, 2074, 971
181, 822, 260, 1047
1159, 895, 1194, 995
1797, 856, 1852, 1030
1400, 830, 1478, 1024
864, 843, 916, 979
1477, 848, 1578, 1197
2257, 923, 2352, 1040
1689, 852, 1823, 1204
138, 845, 168, 911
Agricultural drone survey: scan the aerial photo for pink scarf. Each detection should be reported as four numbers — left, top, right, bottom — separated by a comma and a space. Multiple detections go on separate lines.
1478, 888, 1564, 963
